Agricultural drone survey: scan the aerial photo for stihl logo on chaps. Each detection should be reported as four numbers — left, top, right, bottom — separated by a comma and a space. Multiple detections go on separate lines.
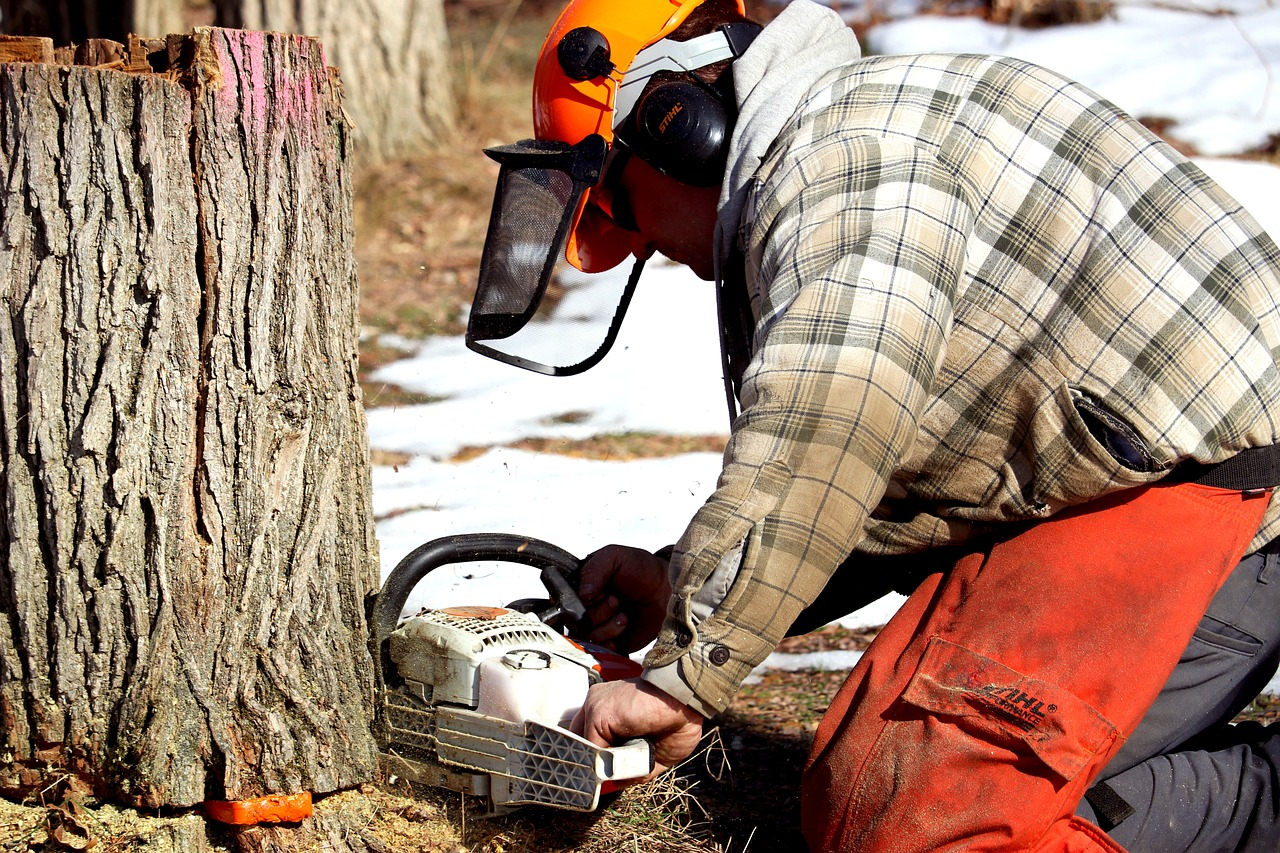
971, 684, 1059, 731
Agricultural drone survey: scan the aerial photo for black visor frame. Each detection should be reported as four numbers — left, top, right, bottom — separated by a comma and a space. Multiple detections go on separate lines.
466, 257, 646, 377
468, 134, 608, 342
466, 133, 647, 377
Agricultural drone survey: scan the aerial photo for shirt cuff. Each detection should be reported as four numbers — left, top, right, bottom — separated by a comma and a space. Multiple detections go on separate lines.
642, 613, 774, 716
642, 662, 719, 719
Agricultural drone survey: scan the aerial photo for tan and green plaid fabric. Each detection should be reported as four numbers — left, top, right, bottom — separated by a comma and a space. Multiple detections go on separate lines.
644, 54, 1280, 716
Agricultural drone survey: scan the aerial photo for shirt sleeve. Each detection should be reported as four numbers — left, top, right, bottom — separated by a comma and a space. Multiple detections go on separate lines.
642, 137, 975, 715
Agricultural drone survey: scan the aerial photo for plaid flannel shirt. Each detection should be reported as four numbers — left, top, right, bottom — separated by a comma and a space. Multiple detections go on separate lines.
643, 52, 1280, 717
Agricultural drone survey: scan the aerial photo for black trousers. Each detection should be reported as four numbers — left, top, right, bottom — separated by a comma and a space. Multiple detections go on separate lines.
1074, 538, 1280, 852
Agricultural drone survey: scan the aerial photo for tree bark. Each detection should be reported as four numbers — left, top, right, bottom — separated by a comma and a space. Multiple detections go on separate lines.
213, 0, 455, 162
0, 27, 379, 812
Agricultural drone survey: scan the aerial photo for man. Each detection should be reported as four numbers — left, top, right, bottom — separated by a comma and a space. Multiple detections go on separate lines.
464, 0, 1280, 850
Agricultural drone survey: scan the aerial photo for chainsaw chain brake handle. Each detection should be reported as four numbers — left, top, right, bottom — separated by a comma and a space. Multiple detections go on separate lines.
373, 533, 588, 648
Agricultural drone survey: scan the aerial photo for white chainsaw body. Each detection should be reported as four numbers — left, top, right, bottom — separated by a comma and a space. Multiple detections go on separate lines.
380, 606, 652, 812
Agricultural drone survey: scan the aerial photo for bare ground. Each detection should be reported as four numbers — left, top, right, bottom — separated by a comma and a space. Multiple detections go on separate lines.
5, 622, 1276, 851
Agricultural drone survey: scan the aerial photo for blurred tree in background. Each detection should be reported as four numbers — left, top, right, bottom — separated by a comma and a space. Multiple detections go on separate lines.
212, 0, 455, 161
0, 0, 455, 162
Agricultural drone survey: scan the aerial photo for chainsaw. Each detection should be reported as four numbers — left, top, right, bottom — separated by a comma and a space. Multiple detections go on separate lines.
371, 533, 654, 814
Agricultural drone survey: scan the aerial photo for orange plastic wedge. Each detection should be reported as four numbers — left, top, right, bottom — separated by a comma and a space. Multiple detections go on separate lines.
204, 791, 313, 825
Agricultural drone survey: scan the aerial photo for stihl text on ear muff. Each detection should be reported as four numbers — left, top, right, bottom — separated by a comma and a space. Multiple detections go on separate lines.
611, 21, 762, 188
620, 77, 730, 187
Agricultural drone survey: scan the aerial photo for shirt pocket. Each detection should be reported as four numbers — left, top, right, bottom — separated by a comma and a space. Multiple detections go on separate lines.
898, 636, 1119, 781
1069, 387, 1162, 473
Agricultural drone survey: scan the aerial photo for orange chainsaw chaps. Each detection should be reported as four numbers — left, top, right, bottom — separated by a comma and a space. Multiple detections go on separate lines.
802, 481, 1269, 853
203, 792, 313, 825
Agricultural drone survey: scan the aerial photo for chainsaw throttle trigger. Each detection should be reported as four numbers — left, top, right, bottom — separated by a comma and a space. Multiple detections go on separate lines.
600, 738, 656, 786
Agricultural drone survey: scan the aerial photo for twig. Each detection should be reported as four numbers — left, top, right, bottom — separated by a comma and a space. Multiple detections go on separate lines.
1228, 12, 1274, 120
689, 727, 732, 784
35, 772, 70, 807
476, 0, 525, 80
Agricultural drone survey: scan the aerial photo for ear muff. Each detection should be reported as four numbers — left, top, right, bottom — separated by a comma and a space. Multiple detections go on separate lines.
621, 79, 729, 187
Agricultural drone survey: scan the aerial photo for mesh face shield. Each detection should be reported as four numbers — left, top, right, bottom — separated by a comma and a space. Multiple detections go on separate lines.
467, 134, 646, 376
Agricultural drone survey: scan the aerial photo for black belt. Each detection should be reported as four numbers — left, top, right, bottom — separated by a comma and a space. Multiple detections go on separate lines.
1178, 444, 1280, 492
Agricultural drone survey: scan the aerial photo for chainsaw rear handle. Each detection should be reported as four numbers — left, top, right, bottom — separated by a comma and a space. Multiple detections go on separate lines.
599, 738, 656, 792
372, 533, 587, 644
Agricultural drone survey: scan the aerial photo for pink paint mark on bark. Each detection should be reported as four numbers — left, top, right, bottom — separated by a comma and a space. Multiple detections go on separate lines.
244, 30, 269, 138
211, 28, 331, 152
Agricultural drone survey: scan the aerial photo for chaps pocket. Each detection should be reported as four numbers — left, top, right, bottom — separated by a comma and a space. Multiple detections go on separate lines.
900, 636, 1120, 781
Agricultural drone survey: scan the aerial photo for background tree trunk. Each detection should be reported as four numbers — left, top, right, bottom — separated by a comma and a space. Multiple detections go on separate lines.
0, 0, 192, 44
1, 0, 455, 164
131, 0, 188, 42
0, 0, 130, 44
0, 26, 380, 814
212, 0, 456, 161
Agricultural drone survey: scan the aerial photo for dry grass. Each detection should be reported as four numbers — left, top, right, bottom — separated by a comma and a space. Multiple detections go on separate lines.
0, 748, 749, 852
452, 433, 728, 463
307, 769, 733, 853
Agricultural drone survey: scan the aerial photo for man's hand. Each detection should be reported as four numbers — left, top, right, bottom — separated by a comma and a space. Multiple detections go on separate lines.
577, 545, 671, 653
571, 678, 704, 783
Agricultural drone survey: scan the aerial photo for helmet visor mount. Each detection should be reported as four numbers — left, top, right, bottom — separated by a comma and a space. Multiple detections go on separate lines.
466, 133, 647, 376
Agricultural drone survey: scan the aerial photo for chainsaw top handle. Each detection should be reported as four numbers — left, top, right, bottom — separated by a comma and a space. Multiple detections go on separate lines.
372, 533, 588, 645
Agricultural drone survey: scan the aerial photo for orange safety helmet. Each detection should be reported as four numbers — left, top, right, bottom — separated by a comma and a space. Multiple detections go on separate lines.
533, 0, 747, 273
466, 0, 756, 377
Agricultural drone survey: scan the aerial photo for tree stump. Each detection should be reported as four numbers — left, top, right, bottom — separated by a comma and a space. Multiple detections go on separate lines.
0, 27, 380, 821
212, 0, 456, 161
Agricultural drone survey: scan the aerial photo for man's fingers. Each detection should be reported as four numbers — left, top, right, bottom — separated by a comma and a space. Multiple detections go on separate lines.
568, 707, 587, 739
606, 549, 669, 602
578, 545, 628, 603
584, 595, 620, 625
579, 545, 668, 603
578, 594, 626, 646
576, 545, 671, 654
586, 611, 628, 646
570, 698, 612, 749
